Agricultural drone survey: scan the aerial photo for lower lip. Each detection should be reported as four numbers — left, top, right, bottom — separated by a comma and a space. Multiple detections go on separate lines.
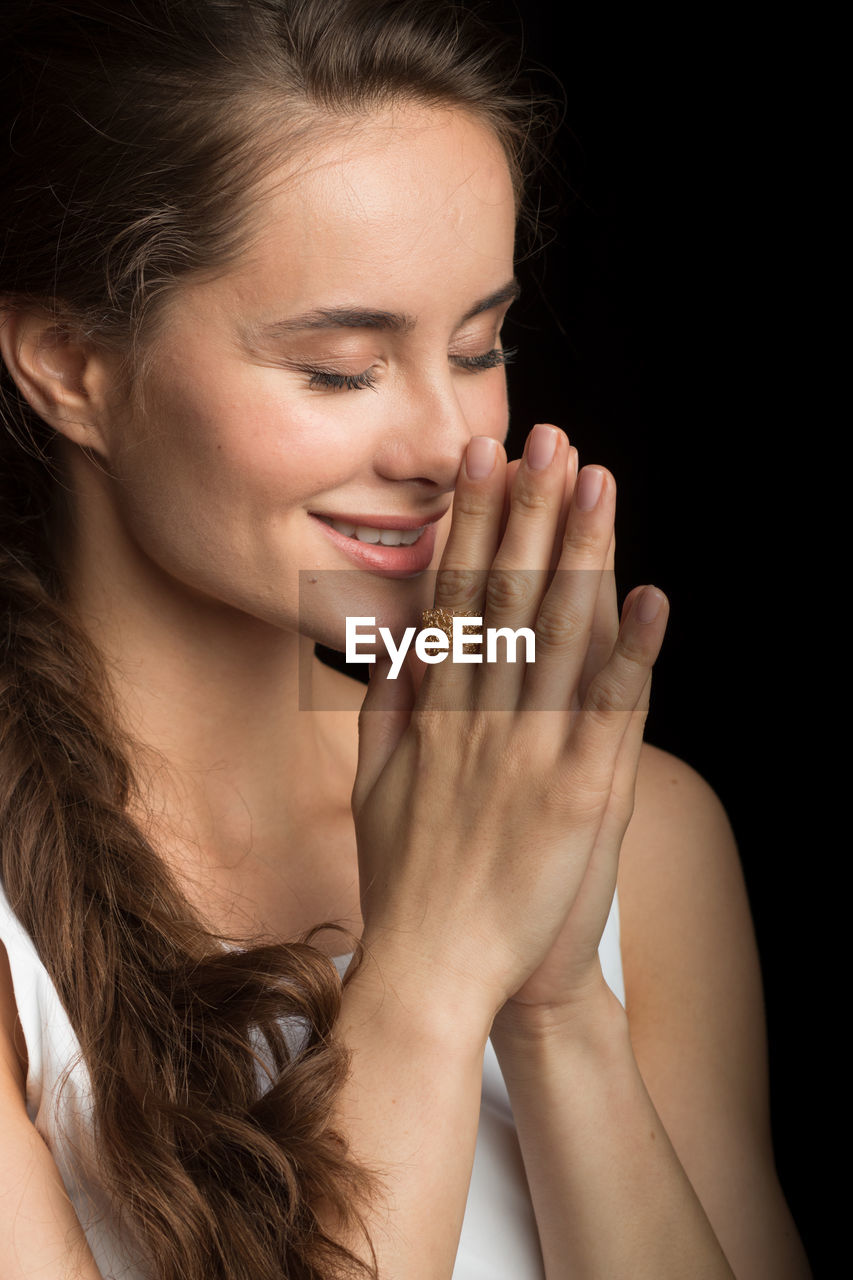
310, 515, 439, 577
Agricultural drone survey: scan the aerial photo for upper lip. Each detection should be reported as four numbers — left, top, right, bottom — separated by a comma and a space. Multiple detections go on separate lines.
311, 506, 450, 531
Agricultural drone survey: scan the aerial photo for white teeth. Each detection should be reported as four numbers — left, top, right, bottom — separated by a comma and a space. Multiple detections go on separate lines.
325, 517, 425, 546
354, 524, 382, 544
379, 527, 423, 546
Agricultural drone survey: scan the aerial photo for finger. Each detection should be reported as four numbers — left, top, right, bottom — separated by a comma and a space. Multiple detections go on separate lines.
518, 465, 616, 711
600, 664, 653, 838
413, 436, 506, 711
490, 424, 570, 572
570, 667, 654, 888
418, 428, 569, 712
567, 585, 668, 782
548, 445, 578, 573
565, 669, 653, 947
500, 456, 523, 543
499, 452, 561, 557
577, 530, 618, 706
352, 652, 415, 813
581, 666, 653, 899
611, 666, 653, 812
433, 435, 506, 612
464, 425, 572, 708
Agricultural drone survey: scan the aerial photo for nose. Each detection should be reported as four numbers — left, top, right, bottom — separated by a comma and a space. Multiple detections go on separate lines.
371, 368, 506, 494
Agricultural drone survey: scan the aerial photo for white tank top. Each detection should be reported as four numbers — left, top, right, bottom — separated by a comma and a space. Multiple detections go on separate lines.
0, 879, 625, 1279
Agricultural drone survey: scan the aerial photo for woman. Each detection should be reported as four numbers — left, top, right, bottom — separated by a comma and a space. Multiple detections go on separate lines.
0, 2, 811, 1277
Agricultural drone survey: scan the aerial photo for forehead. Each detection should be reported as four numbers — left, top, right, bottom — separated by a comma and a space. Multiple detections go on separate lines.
225, 104, 517, 315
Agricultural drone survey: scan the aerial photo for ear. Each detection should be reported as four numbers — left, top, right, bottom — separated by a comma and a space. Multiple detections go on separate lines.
0, 307, 119, 458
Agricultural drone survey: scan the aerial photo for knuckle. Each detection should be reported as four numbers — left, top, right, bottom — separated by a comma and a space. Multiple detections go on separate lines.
533, 601, 584, 651
510, 484, 551, 517
435, 566, 485, 609
614, 630, 654, 670
451, 488, 496, 520
469, 709, 512, 755
584, 675, 632, 716
411, 706, 456, 754
485, 567, 532, 612
413, 706, 502, 763
562, 526, 606, 558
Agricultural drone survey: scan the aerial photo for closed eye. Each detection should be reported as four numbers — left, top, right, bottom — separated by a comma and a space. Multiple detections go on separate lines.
302, 346, 516, 392
451, 346, 517, 372
307, 367, 378, 391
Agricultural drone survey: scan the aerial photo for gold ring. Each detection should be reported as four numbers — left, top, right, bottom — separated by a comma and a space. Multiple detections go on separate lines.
420, 607, 481, 654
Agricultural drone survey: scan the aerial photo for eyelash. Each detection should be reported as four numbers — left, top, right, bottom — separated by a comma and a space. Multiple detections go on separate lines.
308, 368, 378, 391
306, 346, 517, 392
456, 346, 517, 372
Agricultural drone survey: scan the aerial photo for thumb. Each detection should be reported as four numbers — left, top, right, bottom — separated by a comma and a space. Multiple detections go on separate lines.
351, 651, 415, 812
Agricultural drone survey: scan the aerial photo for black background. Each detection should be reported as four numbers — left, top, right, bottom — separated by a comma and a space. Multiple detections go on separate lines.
321, 1, 827, 1269
485, 1, 825, 1271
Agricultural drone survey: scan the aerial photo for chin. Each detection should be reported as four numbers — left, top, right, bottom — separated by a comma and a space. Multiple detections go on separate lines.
298, 569, 438, 655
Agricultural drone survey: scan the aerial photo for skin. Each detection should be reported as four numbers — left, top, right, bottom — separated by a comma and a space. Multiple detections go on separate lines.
12, 106, 517, 942
0, 104, 810, 1278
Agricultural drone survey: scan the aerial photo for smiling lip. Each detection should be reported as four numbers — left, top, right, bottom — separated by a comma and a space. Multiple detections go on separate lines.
310, 506, 450, 531
309, 511, 446, 577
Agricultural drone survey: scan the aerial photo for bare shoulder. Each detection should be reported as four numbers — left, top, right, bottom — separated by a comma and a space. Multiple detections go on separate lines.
620, 741, 752, 948
617, 741, 766, 1112
617, 744, 812, 1278
621, 740, 749, 924
627, 739, 738, 864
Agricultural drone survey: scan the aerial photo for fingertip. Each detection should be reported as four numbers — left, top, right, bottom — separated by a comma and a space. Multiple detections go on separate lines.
532, 421, 567, 446
464, 435, 501, 482
632, 585, 668, 625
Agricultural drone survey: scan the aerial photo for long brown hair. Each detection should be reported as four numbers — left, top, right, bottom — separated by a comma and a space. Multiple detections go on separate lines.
0, 3, 549, 1275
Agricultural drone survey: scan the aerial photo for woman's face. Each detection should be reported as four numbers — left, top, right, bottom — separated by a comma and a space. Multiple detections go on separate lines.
98, 105, 517, 650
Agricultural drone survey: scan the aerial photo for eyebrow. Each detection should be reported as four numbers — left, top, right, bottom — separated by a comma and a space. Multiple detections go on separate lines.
250, 278, 521, 340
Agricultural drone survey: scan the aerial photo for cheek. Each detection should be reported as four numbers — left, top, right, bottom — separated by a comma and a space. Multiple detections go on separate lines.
107, 366, 375, 608
120, 366, 366, 520
455, 372, 510, 446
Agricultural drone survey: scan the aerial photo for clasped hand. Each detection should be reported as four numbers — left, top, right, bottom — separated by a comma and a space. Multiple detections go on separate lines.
352, 425, 668, 1028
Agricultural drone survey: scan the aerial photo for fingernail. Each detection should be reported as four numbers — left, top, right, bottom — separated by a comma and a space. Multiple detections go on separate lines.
635, 586, 664, 623
576, 466, 604, 510
465, 435, 498, 480
527, 423, 558, 471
